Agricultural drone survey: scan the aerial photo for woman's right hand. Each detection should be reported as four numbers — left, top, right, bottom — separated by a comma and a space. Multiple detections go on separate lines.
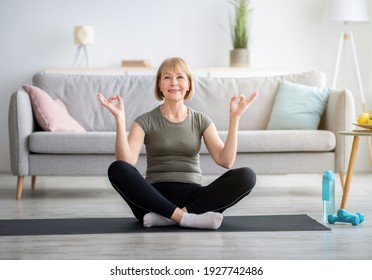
98, 92, 144, 164
97, 93, 125, 120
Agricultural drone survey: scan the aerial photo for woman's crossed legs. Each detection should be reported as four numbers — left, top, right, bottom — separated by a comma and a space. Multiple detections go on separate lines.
107, 160, 256, 229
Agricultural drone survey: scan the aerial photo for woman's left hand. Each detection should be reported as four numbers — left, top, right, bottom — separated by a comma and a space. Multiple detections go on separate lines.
230, 92, 259, 119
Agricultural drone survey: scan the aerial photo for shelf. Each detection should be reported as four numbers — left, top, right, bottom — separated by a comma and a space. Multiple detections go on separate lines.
43, 67, 156, 76
43, 67, 289, 77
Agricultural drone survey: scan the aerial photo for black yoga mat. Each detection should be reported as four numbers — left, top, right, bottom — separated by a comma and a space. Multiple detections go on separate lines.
0, 214, 330, 236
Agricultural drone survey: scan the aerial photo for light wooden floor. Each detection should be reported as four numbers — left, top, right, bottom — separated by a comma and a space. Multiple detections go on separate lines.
0, 172, 371, 260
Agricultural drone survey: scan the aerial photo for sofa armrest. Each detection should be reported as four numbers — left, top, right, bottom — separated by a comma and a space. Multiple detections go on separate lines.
8, 90, 36, 176
323, 89, 355, 174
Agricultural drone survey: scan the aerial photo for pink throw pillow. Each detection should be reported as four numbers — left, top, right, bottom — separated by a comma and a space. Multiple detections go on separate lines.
22, 84, 86, 132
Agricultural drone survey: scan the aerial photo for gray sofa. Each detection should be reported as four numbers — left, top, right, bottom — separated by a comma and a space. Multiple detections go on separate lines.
8, 71, 355, 199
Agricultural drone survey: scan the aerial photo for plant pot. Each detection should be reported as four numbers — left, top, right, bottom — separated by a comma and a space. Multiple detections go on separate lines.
230, 48, 249, 67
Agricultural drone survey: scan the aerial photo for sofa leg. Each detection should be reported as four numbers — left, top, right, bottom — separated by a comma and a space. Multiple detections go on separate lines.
339, 173, 346, 191
31, 176, 36, 189
16, 176, 24, 200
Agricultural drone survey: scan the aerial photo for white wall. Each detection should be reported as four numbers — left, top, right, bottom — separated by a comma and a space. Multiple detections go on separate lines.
1, 0, 372, 173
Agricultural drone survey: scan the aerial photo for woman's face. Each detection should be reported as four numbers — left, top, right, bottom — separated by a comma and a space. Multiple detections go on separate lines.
159, 67, 190, 102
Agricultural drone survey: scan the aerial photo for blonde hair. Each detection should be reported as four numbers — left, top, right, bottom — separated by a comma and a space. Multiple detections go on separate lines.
155, 57, 195, 101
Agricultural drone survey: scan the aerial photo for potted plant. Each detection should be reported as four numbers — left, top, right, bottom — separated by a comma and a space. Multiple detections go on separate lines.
229, 0, 250, 67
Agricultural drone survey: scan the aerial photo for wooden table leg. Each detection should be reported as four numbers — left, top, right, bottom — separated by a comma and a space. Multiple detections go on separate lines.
341, 135, 359, 209
339, 173, 346, 191
367, 136, 372, 172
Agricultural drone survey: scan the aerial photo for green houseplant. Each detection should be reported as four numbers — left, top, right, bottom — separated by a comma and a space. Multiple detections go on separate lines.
229, 0, 250, 67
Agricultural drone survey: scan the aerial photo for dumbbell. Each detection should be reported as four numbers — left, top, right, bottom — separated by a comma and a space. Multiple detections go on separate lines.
327, 209, 365, 226
338, 209, 364, 224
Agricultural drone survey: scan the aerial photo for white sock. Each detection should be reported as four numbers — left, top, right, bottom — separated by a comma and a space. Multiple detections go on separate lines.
179, 212, 223, 230
143, 212, 177, 228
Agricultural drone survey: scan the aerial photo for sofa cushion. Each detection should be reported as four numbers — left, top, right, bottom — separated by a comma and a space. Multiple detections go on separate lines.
32, 74, 159, 132
28, 132, 145, 154
201, 130, 336, 153
189, 71, 326, 130
29, 130, 335, 155
22, 84, 86, 132
267, 80, 330, 130
32, 71, 326, 132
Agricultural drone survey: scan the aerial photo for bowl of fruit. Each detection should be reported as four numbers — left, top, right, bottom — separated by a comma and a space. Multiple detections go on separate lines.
354, 112, 372, 130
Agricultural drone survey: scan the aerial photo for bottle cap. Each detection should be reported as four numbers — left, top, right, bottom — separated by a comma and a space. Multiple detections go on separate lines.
323, 170, 334, 181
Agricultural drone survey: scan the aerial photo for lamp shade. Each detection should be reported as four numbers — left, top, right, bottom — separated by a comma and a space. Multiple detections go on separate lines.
74, 25, 95, 45
325, 0, 369, 22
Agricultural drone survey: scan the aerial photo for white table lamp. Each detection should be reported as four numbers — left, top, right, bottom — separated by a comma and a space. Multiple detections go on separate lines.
326, 0, 368, 23
325, 0, 371, 171
325, 0, 369, 106
73, 25, 95, 67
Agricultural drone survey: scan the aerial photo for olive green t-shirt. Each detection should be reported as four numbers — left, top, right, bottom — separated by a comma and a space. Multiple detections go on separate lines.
135, 106, 212, 185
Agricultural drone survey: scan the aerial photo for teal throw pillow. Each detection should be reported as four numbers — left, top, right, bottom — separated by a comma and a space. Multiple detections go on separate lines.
267, 80, 330, 130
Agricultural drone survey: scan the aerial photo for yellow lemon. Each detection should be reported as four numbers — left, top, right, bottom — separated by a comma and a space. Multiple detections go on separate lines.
368, 118, 372, 124
357, 113, 369, 124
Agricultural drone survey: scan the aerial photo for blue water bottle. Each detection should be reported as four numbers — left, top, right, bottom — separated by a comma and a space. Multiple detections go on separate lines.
322, 170, 335, 220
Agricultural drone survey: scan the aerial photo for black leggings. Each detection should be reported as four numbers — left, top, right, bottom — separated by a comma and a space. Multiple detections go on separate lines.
107, 160, 256, 221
